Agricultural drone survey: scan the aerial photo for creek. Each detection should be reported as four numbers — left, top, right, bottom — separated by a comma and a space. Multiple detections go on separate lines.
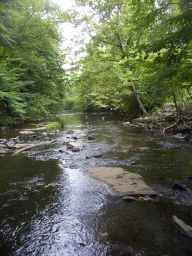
0, 113, 192, 256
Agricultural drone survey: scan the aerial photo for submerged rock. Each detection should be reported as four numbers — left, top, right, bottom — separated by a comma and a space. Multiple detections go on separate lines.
172, 183, 188, 192
88, 167, 156, 197
65, 142, 81, 152
87, 135, 96, 141
6, 140, 16, 149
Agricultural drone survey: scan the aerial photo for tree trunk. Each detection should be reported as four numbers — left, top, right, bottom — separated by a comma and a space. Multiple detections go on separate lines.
173, 92, 181, 121
130, 81, 147, 115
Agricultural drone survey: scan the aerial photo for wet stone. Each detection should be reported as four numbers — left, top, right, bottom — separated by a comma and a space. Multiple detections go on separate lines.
89, 167, 157, 197
88, 135, 96, 141
0, 139, 7, 144
19, 130, 35, 136
72, 136, 79, 140
172, 183, 188, 192
0, 148, 10, 154
122, 196, 137, 202
93, 154, 103, 158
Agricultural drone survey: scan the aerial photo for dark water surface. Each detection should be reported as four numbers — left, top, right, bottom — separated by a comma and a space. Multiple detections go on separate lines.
0, 113, 192, 256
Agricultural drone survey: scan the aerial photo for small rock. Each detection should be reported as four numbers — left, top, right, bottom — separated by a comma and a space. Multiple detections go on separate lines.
0, 139, 7, 145
122, 196, 137, 202
6, 140, 16, 149
172, 183, 188, 192
71, 147, 80, 152
87, 135, 96, 141
141, 196, 154, 202
79, 242, 86, 247
66, 142, 81, 152
123, 121, 131, 126
93, 154, 103, 158
100, 232, 108, 239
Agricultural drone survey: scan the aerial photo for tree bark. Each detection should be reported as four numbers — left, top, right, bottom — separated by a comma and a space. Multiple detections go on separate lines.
130, 81, 147, 115
173, 92, 181, 121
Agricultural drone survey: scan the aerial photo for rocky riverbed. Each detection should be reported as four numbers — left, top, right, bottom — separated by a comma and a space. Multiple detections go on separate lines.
0, 113, 192, 256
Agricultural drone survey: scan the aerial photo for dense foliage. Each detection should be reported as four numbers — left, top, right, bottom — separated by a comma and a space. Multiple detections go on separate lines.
1, 0, 192, 122
0, 0, 66, 125
72, 0, 192, 116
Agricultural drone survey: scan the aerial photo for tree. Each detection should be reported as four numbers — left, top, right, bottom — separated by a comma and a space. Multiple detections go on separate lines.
0, 0, 67, 125
72, 0, 192, 117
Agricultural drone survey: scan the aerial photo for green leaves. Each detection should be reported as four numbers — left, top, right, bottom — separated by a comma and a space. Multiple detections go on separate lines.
0, 0, 67, 124
72, 0, 192, 114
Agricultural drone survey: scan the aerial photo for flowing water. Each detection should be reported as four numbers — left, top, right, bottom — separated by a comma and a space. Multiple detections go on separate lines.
0, 113, 192, 256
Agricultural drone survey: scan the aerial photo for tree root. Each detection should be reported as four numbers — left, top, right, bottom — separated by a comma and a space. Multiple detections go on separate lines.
162, 122, 178, 135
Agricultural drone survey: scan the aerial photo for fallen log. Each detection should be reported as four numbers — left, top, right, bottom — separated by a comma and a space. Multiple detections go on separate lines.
12, 140, 57, 156
173, 215, 192, 238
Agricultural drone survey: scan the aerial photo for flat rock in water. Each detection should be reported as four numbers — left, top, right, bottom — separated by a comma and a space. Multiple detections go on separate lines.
19, 130, 35, 135
88, 167, 156, 196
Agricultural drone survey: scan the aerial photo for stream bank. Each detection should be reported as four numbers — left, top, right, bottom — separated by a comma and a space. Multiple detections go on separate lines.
123, 104, 192, 143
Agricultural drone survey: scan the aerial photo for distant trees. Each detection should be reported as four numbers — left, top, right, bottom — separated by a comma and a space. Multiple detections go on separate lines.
0, 0, 67, 125
74, 0, 192, 116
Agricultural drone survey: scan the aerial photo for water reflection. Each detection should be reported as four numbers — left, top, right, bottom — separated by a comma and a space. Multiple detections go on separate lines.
11, 164, 111, 256
0, 113, 192, 255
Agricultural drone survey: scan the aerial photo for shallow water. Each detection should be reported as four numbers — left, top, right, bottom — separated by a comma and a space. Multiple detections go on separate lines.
0, 113, 192, 256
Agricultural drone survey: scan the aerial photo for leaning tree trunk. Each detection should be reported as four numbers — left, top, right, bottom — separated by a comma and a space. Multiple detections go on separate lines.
130, 81, 147, 115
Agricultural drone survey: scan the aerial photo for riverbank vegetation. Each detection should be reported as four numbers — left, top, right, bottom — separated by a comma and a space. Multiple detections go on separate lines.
1, 0, 192, 128
68, 0, 192, 121
0, 0, 68, 126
